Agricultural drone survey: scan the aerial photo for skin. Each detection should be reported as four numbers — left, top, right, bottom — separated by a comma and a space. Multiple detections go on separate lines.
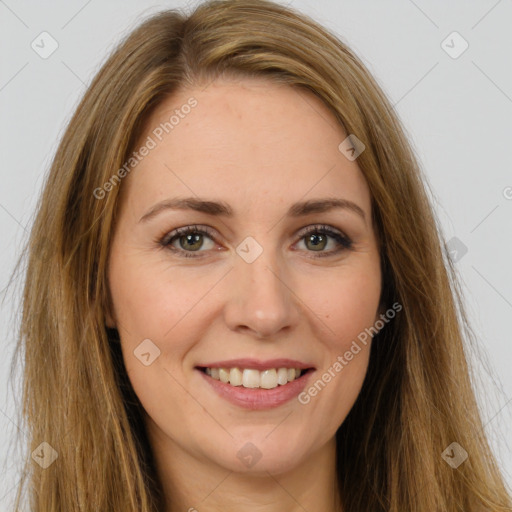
106, 75, 382, 512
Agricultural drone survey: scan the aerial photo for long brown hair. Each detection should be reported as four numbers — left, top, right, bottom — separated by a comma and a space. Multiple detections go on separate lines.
10, 0, 512, 510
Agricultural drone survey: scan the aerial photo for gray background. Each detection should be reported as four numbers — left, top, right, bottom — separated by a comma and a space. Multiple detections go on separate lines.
1, 0, 511, 508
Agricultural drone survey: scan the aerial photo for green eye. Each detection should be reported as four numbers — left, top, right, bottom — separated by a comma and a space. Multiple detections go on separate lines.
297, 225, 353, 257
161, 225, 216, 257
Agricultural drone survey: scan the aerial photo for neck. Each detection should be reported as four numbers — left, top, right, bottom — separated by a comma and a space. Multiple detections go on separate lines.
146, 420, 342, 512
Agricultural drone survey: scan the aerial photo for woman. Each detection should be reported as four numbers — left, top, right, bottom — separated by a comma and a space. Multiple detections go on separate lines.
12, 0, 512, 510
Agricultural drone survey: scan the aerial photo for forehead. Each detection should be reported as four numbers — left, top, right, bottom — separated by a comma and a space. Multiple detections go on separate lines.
122, 77, 371, 218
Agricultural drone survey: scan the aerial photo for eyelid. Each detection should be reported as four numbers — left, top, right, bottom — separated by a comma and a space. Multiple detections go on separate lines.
296, 223, 345, 239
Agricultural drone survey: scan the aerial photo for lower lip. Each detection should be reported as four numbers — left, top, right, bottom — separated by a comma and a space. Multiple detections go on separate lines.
197, 369, 313, 410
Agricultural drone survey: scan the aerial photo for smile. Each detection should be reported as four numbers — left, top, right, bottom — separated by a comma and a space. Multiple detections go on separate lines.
196, 359, 315, 410
202, 367, 305, 389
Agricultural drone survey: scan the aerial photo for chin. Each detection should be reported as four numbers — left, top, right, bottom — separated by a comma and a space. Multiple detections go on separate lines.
205, 431, 313, 475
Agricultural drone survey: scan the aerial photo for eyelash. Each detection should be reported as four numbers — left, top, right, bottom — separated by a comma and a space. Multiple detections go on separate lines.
159, 224, 353, 259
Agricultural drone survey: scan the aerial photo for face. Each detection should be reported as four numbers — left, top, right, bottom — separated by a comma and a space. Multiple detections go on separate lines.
106, 76, 382, 476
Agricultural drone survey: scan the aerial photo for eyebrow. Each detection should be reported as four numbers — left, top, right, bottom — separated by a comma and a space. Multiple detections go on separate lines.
139, 196, 366, 223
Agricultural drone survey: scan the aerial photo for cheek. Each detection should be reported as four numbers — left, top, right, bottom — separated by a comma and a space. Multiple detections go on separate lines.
108, 251, 213, 341
108, 251, 230, 404
298, 262, 380, 414
310, 261, 382, 344
112, 259, 203, 430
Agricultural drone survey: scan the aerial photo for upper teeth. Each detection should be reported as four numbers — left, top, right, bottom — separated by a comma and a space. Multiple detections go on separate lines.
205, 367, 302, 389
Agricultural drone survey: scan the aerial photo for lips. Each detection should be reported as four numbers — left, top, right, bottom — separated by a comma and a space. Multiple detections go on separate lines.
195, 358, 315, 409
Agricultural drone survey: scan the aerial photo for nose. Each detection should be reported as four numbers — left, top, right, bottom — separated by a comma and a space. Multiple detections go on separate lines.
223, 249, 301, 340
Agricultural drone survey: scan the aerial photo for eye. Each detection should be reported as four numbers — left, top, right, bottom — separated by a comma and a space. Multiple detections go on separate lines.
160, 225, 217, 258
294, 224, 353, 258
159, 224, 353, 259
